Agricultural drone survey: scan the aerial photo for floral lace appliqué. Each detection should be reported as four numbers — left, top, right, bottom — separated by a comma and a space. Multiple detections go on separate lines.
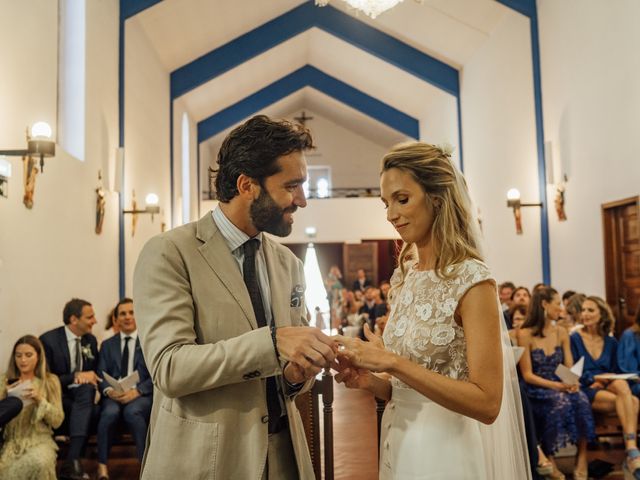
383, 258, 494, 385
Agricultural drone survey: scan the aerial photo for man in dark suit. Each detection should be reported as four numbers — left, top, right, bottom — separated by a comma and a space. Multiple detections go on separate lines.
352, 268, 373, 293
0, 397, 22, 428
40, 298, 99, 480
359, 287, 387, 339
96, 298, 152, 480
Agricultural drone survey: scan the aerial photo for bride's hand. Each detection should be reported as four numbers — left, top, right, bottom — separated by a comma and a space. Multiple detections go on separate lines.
334, 355, 373, 390
333, 324, 394, 372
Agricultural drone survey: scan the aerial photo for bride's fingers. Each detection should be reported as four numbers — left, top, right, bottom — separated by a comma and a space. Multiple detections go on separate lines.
363, 324, 383, 346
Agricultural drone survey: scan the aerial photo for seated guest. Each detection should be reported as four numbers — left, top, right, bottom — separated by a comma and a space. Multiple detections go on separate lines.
0, 335, 64, 479
505, 286, 531, 329
618, 305, 640, 398
559, 293, 586, 333
40, 298, 99, 480
571, 296, 640, 478
352, 268, 372, 292
96, 298, 152, 480
499, 281, 516, 312
379, 280, 391, 301
358, 287, 386, 339
518, 287, 594, 480
508, 303, 528, 345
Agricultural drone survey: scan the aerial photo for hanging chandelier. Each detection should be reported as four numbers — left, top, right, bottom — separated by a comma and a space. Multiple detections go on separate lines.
315, 0, 405, 19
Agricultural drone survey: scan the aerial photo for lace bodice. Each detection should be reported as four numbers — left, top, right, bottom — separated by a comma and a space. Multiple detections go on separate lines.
382, 258, 494, 387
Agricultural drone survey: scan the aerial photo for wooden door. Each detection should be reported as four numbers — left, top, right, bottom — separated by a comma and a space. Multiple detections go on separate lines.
602, 196, 640, 336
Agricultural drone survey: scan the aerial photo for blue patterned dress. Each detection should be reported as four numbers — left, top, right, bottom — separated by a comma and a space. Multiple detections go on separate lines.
617, 329, 640, 397
526, 346, 596, 455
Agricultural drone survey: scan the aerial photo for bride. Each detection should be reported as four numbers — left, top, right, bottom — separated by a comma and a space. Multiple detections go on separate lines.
335, 142, 531, 479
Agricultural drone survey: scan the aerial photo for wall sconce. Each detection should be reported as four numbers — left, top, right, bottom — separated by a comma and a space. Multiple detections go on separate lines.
123, 190, 160, 237
0, 122, 55, 208
506, 188, 542, 235
0, 122, 55, 172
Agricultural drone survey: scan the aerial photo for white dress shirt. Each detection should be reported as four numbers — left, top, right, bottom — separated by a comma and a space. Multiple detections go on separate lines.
212, 206, 273, 325
119, 330, 138, 379
64, 325, 82, 372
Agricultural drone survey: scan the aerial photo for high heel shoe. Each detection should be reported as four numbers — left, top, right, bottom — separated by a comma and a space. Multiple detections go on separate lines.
536, 460, 553, 476
624, 448, 640, 480
547, 468, 565, 480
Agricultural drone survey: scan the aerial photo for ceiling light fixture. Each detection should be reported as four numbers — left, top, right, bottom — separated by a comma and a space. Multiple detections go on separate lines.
315, 0, 404, 19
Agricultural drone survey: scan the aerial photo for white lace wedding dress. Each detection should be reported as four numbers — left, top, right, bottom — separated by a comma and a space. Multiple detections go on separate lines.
380, 258, 530, 479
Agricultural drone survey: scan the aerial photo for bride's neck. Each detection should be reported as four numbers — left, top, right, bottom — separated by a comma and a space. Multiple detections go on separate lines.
415, 240, 436, 270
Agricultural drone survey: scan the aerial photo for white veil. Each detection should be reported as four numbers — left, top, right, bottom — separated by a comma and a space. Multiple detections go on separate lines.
451, 158, 532, 480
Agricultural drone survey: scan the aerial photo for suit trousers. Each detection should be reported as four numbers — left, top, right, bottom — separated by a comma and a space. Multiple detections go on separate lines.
262, 428, 299, 480
97, 396, 152, 463
61, 384, 95, 439
0, 397, 22, 428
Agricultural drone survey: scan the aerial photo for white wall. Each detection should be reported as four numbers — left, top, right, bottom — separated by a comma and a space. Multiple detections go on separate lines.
538, 0, 640, 297
0, 0, 119, 362
123, 18, 172, 296
201, 198, 399, 244
461, 9, 542, 287
200, 110, 391, 195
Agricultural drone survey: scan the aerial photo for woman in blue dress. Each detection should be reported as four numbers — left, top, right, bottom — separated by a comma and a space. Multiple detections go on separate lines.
572, 296, 640, 478
617, 305, 640, 398
518, 287, 595, 480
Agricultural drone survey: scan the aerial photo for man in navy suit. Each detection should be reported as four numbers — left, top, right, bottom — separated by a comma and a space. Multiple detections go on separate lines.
352, 268, 373, 292
96, 298, 152, 480
40, 298, 99, 480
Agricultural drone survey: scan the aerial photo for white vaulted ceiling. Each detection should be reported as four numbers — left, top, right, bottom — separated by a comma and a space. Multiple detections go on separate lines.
129, 0, 512, 158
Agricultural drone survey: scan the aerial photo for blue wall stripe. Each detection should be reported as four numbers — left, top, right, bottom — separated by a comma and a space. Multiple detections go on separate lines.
171, 2, 458, 99
197, 65, 419, 142
122, 0, 163, 20
497, 0, 551, 285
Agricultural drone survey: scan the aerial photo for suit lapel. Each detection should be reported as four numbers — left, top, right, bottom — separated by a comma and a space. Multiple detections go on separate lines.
57, 327, 71, 373
196, 213, 257, 330
263, 237, 292, 328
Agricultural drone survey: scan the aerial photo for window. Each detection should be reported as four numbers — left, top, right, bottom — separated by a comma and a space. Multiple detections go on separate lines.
57, 0, 86, 160
307, 165, 332, 198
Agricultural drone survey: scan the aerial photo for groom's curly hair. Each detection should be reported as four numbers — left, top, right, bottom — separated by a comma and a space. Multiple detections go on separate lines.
213, 115, 314, 202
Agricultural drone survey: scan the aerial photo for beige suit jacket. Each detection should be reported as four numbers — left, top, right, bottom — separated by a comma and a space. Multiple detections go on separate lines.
133, 213, 314, 480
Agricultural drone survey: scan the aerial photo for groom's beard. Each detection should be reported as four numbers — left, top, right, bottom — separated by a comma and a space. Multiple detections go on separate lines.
250, 188, 296, 237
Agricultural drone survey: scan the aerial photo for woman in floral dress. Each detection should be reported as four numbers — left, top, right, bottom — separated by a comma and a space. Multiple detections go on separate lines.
0, 335, 64, 480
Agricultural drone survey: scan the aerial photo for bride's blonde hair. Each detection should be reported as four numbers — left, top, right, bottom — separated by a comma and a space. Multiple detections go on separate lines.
381, 142, 483, 293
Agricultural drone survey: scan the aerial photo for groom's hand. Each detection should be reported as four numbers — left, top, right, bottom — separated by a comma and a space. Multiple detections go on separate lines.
284, 361, 317, 383
276, 326, 337, 371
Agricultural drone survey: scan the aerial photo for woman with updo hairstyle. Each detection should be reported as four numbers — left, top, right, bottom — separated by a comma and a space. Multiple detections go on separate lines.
518, 287, 595, 480
0, 335, 64, 479
334, 142, 530, 479
571, 296, 640, 478
618, 304, 640, 398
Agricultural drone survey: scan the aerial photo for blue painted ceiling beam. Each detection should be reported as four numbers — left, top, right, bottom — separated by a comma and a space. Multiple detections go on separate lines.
122, 0, 164, 20
172, 2, 458, 99
197, 65, 419, 142
496, 0, 536, 19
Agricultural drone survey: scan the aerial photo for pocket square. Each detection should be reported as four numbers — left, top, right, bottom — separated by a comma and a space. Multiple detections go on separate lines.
290, 284, 304, 308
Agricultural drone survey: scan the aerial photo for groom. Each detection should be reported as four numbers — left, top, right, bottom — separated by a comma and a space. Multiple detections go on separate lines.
134, 115, 336, 479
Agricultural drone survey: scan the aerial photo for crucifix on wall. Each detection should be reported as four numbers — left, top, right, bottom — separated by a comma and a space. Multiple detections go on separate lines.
294, 111, 314, 126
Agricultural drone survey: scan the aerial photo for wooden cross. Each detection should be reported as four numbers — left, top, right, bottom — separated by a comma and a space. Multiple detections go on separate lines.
294, 111, 314, 126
